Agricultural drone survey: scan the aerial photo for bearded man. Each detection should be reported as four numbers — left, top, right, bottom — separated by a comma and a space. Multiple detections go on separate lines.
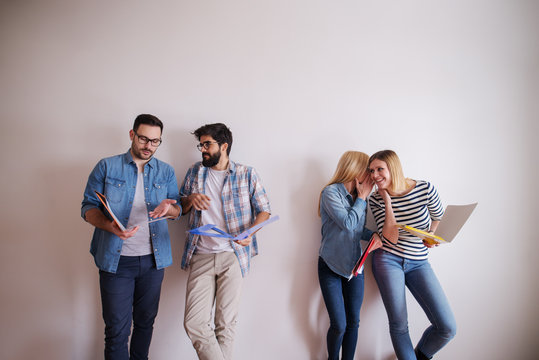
179, 123, 271, 360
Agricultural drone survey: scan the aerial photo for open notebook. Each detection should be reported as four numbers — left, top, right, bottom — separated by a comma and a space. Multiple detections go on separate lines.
397, 203, 477, 245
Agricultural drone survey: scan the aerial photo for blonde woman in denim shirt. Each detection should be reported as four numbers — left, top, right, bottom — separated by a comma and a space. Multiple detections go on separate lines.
318, 151, 382, 360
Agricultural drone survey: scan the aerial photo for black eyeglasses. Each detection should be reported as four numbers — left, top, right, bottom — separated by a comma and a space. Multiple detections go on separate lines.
197, 141, 219, 151
135, 132, 162, 147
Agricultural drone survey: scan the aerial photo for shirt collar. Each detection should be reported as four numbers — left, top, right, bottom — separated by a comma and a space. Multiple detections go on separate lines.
123, 149, 156, 168
228, 160, 236, 173
336, 182, 353, 200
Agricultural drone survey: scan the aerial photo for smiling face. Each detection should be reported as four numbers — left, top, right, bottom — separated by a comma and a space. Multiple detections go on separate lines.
369, 159, 392, 190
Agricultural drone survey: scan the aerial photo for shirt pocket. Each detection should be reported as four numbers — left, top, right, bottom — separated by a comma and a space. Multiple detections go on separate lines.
104, 177, 126, 203
232, 185, 251, 208
152, 182, 167, 203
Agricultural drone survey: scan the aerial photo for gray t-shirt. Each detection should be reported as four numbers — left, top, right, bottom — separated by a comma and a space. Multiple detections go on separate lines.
121, 171, 152, 256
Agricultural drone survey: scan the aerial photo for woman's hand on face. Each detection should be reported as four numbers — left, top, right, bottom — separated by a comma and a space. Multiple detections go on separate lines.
355, 176, 374, 200
378, 188, 392, 205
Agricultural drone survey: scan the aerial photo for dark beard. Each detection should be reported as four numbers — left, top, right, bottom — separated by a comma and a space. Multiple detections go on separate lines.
202, 151, 220, 167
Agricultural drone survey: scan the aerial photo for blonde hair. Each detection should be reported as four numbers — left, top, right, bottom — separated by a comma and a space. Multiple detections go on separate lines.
318, 151, 370, 216
368, 150, 408, 194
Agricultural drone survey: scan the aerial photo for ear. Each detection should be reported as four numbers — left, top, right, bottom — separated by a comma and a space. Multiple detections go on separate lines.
221, 142, 228, 153
129, 129, 135, 141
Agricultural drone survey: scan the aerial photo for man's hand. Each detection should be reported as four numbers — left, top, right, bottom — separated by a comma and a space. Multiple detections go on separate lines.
149, 199, 178, 218
111, 221, 139, 240
235, 234, 253, 247
187, 193, 211, 211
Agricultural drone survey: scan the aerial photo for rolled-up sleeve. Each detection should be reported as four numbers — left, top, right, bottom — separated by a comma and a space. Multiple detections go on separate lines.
81, 160, 105, 220
249, 168, 271, 215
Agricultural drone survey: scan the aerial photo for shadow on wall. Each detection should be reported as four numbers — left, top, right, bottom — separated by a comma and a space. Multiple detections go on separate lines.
19, 162, 106, 360
287, 158, 327, 359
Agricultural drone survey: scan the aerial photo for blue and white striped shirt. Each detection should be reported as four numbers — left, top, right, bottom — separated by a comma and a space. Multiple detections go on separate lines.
369, 180, 444, 260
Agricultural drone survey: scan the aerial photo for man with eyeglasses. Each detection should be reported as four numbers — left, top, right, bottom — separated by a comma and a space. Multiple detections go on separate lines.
81, 114, 181, 360
180, 123, 271, 360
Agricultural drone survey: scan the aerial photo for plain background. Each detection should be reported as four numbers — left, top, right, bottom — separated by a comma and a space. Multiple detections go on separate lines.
1, 1, 538, 359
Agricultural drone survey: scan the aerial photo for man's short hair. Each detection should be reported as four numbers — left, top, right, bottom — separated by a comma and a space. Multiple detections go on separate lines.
193, 123, 233, 155
133, 114, 163, 133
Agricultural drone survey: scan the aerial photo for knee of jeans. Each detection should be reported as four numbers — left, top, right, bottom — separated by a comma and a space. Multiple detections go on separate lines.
439, 321, 457, 340
104, 323, 131, 343
329, 320, 346, 336
388, 320, 409, 335
133, 309, 158, 325
346, 318, 359, 330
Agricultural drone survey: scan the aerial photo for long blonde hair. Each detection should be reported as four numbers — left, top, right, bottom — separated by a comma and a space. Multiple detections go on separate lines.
368, 150, 409, 194
318, 151, 370, 216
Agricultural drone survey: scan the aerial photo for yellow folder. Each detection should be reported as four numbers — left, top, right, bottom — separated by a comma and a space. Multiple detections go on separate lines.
396, 203, 477, 246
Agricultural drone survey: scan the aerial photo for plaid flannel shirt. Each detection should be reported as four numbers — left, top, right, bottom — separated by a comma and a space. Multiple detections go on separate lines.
180, 161, 271, 276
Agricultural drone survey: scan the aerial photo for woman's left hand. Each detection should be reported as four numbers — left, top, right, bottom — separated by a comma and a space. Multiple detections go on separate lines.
423, 231, 439, 248
356, 176, 374, 200
371, 233, 383, 250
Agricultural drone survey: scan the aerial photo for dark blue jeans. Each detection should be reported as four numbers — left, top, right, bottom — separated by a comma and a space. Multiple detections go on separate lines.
99, 255, 164, 360
318, 257, 364, 360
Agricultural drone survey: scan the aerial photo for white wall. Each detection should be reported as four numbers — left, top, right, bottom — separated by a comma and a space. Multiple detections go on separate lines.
1, 1, 538, 359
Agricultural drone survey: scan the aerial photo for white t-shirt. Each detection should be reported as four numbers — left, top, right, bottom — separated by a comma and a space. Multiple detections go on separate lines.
121, 171, 152, 256
196, 168, 234, 254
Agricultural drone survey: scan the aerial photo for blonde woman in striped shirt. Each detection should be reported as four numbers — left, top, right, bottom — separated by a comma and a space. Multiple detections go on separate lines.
368, 150, 456, 360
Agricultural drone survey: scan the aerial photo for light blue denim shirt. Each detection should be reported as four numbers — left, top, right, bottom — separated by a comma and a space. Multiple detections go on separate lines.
319, 183, 374, 278
81, 150, 181, 273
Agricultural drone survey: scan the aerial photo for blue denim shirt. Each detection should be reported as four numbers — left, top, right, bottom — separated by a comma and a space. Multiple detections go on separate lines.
319, 183, 374, 278
81, 150, 181, 273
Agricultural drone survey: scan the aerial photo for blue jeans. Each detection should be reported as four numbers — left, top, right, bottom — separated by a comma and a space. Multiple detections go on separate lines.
99, 255, 164, 360
318, 257, 364, 360
372, 250, 456, 360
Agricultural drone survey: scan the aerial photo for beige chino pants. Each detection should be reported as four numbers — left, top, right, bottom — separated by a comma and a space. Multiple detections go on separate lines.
184, 252, 243, 360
